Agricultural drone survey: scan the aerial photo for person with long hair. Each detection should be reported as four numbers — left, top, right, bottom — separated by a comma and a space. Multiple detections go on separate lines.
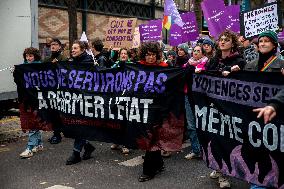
206, 30, 246, 77
65, 40, 95, 165
20, 47, 43, 158
137, 41, 168, 182
110, 47, 133, 154
183, 44, 208, 160
205, 30, 246, 189
111, 48, 133, 68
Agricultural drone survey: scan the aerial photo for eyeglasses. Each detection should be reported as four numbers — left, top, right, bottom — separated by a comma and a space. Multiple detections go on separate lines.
219, 37, 231, 43
193, 49, 201, 53
146, 53, 156, 57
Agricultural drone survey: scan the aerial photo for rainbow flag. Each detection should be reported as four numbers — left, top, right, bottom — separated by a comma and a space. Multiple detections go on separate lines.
163, 15, 172, 30
163, 0, 184, 30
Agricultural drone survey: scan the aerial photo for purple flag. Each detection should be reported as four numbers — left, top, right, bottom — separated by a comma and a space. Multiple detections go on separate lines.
148, 20, 163, 41
169, 24, 183, 46
139, 20, 162, 42
139, 24, 150, 42
201, 0, 230, 38
278, 31, 284, 41
225, 5, 240, 33
164, 0, 184, 27
181, 12, 199, 42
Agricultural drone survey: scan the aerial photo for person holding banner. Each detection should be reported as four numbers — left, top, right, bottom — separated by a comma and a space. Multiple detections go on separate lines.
110, 48, 133, 155
65, 40, 96, 165
183, 44, 208, 160
111, 48, 134, 69
176, 43, 190, 68
137, 41, 168, 182
186, 44, 208, 72
244, 31, 284, 72
244, 30, 284, 189
202, 38, 216, 60
251, 91, 284, 189
205, 30, 246, 188
43, 38, 68, 145
206, 30, 246, 77
253, 89, 284, 124
19, 47, 44, 158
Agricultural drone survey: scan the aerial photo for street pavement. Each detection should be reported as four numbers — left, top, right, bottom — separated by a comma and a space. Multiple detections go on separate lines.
0, 116, 250, 189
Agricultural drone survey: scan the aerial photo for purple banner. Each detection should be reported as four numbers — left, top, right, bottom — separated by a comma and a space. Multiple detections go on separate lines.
164, 0, 184, 27
201, 0, 229, 38
278, 31, 284, 41
181, 12, 199, 42
148, 20, 163, 41
169, 24, 183, 46
225, 5, 240, 33
139, 20, 162, 42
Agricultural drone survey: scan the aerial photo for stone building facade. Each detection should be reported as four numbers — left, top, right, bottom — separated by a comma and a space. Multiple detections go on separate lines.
38, 7, 151, 44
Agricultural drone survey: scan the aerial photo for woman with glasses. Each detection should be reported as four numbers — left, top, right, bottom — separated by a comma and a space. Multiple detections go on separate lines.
205, 30, 246, 77
205, 30, 246, 189
186, 44, 208, 72
137, 41, 168, 182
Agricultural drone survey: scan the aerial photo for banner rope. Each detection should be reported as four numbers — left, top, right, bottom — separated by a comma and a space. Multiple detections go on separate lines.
0, 66, 14, 73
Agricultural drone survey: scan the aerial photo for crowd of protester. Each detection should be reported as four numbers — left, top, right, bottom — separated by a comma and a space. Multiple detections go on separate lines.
18, 28, 284, 189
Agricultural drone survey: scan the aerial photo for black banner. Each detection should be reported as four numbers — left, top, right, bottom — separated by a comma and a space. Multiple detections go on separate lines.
192, 72, 284, 188
14, 63, 185, 151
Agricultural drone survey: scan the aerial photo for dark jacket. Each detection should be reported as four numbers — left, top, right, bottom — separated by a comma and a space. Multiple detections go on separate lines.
71, 51, 94, 64
206, 52, 246, 72
94, 52, 108, 68
43, 51, 68, 63
175, 55, 190, 68
269, 89, 284, 112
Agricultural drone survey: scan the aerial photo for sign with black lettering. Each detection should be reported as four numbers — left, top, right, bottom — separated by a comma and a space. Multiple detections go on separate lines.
13, 63, 185, 151
105, 18, 137, 48
192, 71, 284, 188
240, 2, 282, 39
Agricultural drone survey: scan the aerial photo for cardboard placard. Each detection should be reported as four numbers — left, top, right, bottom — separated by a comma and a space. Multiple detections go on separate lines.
105, 18, 137, 48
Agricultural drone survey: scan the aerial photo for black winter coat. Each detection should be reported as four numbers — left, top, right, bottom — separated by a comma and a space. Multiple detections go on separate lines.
206, 53, 246, 72
94, 53, 109, 68
175, 54, 190, 67
71, 51, 94, 64
269, 89, 284, 112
